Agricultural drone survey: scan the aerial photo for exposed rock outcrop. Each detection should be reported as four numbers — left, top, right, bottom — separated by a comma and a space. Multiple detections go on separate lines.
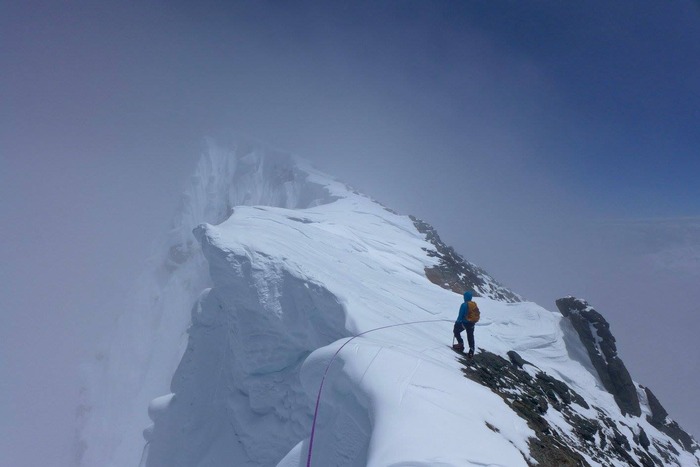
643, 386, 698, 453
411, 216, 522, 302
555, 296, 641, 417
457, 350, 673, 467
458, 350, 588, 466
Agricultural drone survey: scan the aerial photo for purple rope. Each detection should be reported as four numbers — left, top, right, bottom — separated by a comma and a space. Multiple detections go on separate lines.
305, 318, 451, 467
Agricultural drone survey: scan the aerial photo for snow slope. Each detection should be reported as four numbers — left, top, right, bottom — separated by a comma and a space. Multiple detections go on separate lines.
80, 142, 699, 467
141, 167, 537, 467
76, 143, 342, 467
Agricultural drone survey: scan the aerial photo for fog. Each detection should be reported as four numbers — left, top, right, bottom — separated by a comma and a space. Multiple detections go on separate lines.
2, 2, 699, 466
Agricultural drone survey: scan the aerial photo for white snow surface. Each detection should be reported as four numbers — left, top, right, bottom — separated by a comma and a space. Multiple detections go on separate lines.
80, 143, 699, 467
77, 143, 343, 467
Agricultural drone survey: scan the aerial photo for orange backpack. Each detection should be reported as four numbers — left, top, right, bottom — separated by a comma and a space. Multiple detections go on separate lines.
467, 301, 480, 323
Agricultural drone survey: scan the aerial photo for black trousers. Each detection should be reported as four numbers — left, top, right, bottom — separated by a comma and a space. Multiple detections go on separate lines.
453, 322, 475, 351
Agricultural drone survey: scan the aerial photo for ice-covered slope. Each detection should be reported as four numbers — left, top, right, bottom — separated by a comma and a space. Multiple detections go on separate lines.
80, 142, 699, 467
139, 162, 536, 467
76, 142, 343, 467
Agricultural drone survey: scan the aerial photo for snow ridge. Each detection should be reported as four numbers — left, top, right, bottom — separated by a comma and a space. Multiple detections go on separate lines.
80, 141, 699, 467
76, 141, 343, 467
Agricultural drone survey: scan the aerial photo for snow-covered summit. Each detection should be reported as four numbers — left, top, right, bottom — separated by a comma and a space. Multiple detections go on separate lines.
78, 141, 698, 467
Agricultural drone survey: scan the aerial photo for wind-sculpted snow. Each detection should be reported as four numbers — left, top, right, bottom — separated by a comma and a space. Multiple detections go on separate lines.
147, 198, 697, 466
142, 274, 348, 466
81, 142, 699, 467
143, 198, 536, 466
76, 142, 344, 467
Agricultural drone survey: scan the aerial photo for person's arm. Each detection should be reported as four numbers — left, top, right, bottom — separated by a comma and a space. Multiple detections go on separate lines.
457, 303, 466, 323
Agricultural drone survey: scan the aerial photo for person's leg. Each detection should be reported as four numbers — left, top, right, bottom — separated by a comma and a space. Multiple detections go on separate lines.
452, 323, 464, 347
466, 322, 475, 353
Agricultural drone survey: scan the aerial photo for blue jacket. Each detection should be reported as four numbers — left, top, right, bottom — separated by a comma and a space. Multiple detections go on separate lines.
456, 291, 473, 325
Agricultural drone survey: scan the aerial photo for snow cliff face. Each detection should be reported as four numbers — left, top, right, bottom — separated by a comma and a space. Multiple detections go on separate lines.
80, 142, 699, 467
76, 143, 342, 467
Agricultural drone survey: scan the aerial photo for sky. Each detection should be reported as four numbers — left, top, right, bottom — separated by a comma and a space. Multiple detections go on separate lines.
1, 1, 699, 465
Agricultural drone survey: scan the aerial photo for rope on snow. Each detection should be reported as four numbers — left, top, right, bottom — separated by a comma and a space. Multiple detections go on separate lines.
306, 318, 453, 467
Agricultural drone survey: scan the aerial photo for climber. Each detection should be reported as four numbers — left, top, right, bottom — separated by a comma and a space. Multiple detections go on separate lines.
452, 291, 480, 358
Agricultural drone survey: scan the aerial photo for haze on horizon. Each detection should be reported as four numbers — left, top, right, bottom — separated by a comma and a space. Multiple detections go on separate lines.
2, 2, 699, 466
